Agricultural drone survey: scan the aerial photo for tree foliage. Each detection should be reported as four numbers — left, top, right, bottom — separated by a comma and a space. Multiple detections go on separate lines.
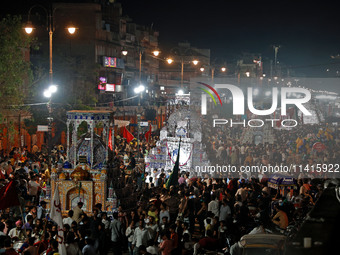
0, 15, 33, 110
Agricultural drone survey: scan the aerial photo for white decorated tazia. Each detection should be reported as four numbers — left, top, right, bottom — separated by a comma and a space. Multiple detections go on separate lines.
145, 101, 209, 176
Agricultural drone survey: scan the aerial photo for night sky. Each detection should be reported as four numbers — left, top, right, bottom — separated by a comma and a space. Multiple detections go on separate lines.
119, 0, 340, 76
3, 0, 340, 76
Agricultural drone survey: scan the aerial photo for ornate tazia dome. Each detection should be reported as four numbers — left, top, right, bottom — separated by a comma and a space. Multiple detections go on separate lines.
70, 164, 91, 181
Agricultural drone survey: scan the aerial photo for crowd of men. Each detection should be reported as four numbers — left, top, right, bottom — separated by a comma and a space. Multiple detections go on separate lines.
0, 120, 339, 255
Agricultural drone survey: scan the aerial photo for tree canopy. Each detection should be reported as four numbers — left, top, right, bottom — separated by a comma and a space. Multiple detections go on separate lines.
0, 15, 34, 110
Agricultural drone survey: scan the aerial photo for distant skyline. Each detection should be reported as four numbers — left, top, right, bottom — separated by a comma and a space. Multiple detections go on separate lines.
3, 0, 340, 77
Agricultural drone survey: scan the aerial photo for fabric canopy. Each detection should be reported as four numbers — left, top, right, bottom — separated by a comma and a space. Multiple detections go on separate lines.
114, 119, 130, 128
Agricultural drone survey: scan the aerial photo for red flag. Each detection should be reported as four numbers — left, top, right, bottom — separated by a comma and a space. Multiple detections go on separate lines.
145, 124, 152, 142
123, 126, 135, 143
0, 180, 20, 210
0, 170, 5, 179
108, 128, 113, 151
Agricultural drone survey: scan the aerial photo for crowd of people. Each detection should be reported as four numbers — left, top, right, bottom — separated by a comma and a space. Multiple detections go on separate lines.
0, 120, 339, 255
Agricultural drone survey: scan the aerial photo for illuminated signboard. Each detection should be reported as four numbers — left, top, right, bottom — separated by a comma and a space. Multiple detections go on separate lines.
105, 84, 115, 92
103, 56, 125, 68
98, 77, 121, 92
103, 57, 116, 67
98, 77, 107, 90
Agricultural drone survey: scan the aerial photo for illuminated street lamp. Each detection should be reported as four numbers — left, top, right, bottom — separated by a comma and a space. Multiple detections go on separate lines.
152, 49, 160, 57
24, 21, 34, 34
43, 84, 57, 98
133, 84, 145, 158
177, 89, 184, 95
44, 85, 58, 98
134, 84, 145, 94
121, 49, 128, 56
67, 26, 77, 34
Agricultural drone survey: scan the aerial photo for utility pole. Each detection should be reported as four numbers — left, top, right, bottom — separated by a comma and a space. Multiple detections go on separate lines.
273, 45, 280, 76
181, 58, 184, 88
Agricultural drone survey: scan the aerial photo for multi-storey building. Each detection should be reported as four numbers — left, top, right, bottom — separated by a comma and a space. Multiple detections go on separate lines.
31, 1, 159, 107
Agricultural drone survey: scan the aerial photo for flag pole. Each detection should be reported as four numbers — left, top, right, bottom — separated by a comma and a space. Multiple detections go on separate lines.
165, 137, 181, 190
18, 205, 28, 238
78, 181, 82, 202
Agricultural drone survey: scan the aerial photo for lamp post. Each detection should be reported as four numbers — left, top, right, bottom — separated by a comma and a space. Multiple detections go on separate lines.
24, 4, 77, 84
166, 49, 199, 88
122, 47, 159, 85
43, 85, 58, 166
199, 64, 226, 83
134, 84, 145, 106
25, 4, 76, 166
133, 85, 145, 158
136, 113, 141, 159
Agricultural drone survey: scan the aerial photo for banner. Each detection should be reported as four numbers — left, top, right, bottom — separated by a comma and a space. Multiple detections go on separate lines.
50, 184, 67, 255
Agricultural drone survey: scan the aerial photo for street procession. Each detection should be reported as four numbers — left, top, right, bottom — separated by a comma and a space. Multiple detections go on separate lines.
1, 1, 340, 255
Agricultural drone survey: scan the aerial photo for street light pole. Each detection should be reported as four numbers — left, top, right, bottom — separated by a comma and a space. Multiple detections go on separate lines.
44, 85, 57, 166
211, 67, 215, 83
167, 55, 198, 89
26, 5, 55, 166
137, 113, 141, 159
47, 111, 53, 166
200, 64, 226, 83
48, 11, 53, 84
25, 4, 76, 166
139, 50, 142, 83
25, 4, 77, 85
25, 5, 54, 84
181, 58, 184, 88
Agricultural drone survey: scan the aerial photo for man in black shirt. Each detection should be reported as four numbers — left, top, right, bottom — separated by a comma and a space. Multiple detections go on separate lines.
128, 152, 136, 169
